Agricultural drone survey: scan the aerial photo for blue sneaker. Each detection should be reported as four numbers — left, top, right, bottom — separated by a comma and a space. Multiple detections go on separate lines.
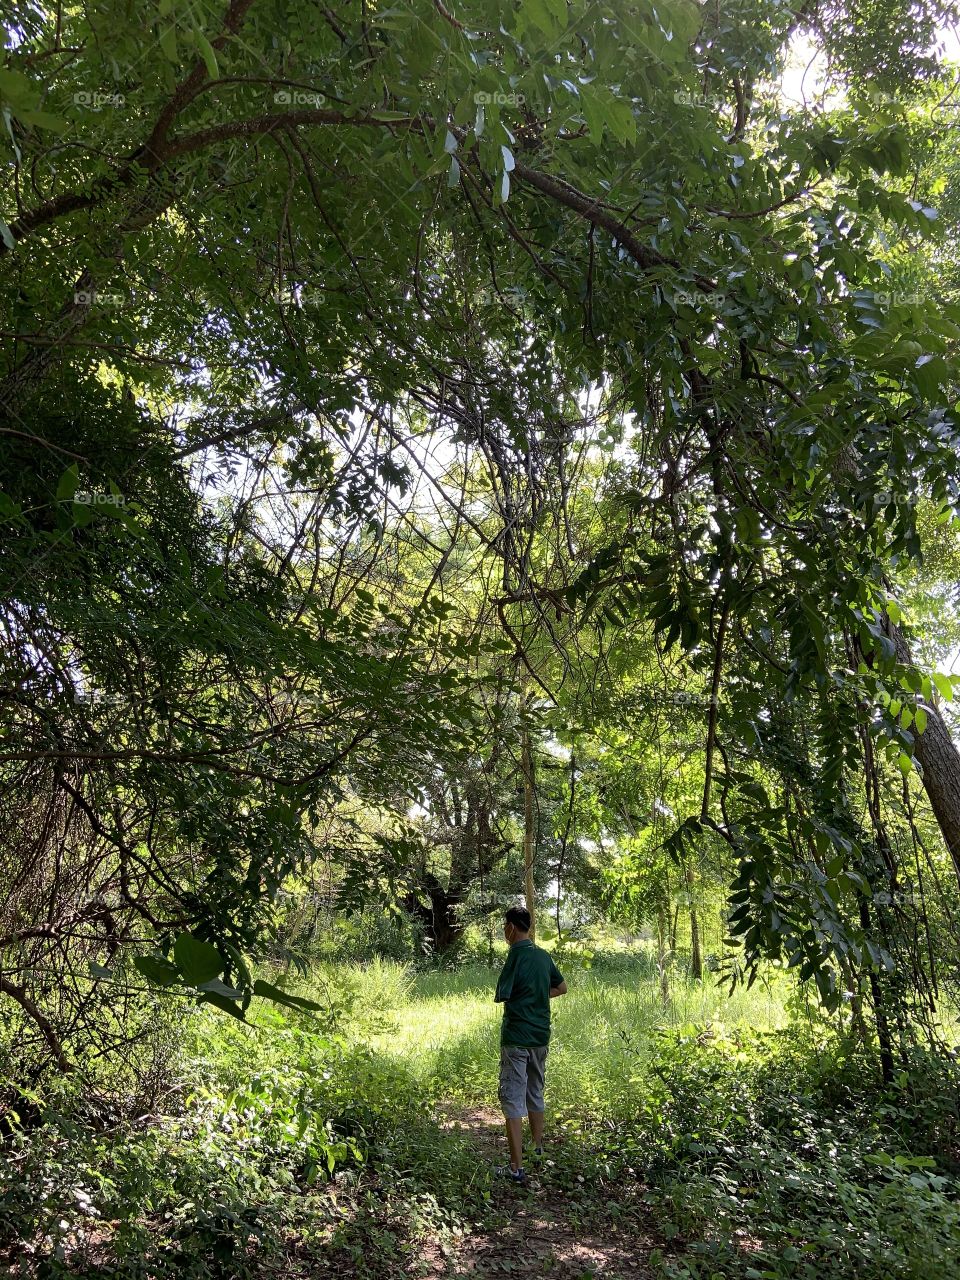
494, 1164, 526, 1184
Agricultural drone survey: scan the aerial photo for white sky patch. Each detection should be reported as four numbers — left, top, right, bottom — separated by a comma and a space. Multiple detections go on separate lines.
779, 33, 837, 109
779, 24, 960, 108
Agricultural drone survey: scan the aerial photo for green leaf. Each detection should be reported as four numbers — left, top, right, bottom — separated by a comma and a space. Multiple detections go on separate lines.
56, 464, 81, 501
133, 954, 180, 986
159, 23, 178, 63
0, 69, 38, 110
933, 672, 953, 701
913, 355, 949, 397
198, 976, 243, 999
16, 109, 68, 133
606, 96, 636, 144
580, 85, 605, 144
253, 978, 323, 1012
524, 0, 563, 36
200, 990, 246, 1020
0, 218, 14, 251
735, 506, 761, 543
193, 30, 219, 80
173, 932, 224, 984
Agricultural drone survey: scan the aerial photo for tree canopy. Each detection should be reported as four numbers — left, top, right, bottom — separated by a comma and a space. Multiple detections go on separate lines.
4, 0, 960, 1072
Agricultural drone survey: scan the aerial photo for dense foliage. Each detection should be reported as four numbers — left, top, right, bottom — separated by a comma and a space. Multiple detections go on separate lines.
4, 0, 960, 1275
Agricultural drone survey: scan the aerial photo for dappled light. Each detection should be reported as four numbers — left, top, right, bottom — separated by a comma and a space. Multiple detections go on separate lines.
4, 0, 960, 1276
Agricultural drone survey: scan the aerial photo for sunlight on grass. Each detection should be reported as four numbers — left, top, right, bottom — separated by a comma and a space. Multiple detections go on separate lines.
340, 955, 797, 1115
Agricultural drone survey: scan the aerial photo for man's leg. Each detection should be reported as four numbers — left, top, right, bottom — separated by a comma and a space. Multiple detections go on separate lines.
505, 1116, 524, 1170
497, 1047, 529, 1173
526, 1046, 548, 1149
528, 1109, 545, 1146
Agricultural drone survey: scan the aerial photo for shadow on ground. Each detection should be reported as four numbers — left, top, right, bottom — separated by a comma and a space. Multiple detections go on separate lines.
418, 1104, 659, 1278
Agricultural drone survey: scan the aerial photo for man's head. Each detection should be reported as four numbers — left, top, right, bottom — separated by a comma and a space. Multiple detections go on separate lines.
504, 906, 531, 945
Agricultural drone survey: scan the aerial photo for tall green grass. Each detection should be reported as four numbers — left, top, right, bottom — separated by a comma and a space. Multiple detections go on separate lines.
322, 953, 799, 1116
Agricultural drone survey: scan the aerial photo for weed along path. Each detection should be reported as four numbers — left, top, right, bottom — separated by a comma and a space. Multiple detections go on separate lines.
419, 1104, 660, 1279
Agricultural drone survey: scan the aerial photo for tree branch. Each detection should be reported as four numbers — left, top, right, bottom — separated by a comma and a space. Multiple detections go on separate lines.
0, 975, 73, 1073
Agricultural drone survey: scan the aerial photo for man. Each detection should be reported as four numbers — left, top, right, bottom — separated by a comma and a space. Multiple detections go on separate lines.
493, 905, 567, 1183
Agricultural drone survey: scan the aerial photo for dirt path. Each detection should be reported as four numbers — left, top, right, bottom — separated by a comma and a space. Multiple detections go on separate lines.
413, 1104, 660, 1279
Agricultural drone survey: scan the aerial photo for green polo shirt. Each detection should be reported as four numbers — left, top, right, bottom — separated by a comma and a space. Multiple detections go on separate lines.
494, 939, 565, 1047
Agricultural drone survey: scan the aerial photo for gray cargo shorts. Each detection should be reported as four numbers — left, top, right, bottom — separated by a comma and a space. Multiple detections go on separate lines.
498, 1044, 548, 1120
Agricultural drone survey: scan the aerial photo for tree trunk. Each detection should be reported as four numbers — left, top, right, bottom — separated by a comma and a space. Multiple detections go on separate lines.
686, 860, 703, 980
521, 723, 536, 940
403, 873, 464, 954
859, 899, 895, 1084
886, 617, 960, 886
656, 906, 671, 1004
837, 952, 868, 1048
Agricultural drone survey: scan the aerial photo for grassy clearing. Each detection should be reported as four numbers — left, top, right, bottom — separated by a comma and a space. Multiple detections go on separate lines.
355, 954, 795, 1114
299, 952, 960, 1279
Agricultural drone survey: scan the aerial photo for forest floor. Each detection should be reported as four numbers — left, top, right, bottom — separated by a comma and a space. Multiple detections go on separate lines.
414, 1103, 660, 1279
7, 961, 960, 1279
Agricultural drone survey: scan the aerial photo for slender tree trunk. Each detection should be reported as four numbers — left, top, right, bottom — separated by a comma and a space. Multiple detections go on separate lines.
685, 861, 703, 979
885, 617, 960, 885
859, 899, 894, 1084
521, 722, 536, 940
837, 953, 868, 1048
656, 906, 670, 1004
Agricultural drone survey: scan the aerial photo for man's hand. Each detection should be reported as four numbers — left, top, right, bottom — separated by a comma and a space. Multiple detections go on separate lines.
549, 981, 567, 998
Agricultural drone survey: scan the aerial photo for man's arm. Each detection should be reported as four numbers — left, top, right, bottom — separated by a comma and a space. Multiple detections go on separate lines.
549, 980, 567, 998
494, 950, 517, 1003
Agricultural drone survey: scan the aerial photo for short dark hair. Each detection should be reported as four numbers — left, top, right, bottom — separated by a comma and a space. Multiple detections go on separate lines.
505, 906, 531, 932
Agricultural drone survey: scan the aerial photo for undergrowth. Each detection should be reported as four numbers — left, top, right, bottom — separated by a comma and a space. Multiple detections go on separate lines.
2, 955, 959, 1278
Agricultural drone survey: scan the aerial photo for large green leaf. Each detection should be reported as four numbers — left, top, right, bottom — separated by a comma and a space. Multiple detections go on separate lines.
173, 933, 224, 985
253, 979, 324, 1013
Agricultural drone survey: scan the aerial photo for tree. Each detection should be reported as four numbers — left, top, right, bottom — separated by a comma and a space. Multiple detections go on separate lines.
4, 0, 960, 1070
